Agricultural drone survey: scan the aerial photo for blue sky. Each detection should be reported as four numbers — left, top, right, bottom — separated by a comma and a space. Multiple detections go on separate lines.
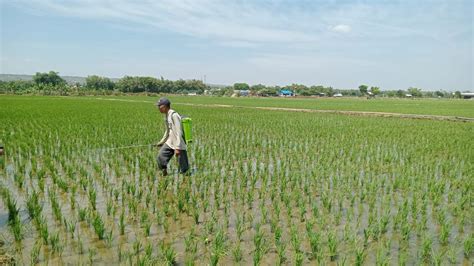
1, 0, 472, 91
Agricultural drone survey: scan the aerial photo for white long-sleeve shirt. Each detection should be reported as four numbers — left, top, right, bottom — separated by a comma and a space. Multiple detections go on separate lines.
158, 109, 187, 150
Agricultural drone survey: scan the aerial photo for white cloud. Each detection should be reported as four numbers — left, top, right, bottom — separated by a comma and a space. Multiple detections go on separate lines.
331, 24, 351, 33
14, 0, 466, 46
19, 0, 320, 44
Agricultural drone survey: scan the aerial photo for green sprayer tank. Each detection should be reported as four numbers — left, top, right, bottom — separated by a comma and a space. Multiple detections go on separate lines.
182, 117, 193, 143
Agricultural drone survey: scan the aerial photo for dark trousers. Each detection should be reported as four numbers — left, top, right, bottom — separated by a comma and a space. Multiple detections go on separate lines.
158, 144, 189, 174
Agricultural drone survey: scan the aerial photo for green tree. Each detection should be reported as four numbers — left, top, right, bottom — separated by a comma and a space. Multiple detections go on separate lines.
386, 91, 397, 97
86, 75, 115, 90
174, 79, 187, 93
233, 83, 250, 91
407, 87, 422, 97
370, 86, 380, 95
185, 79, 207, 94
359, 85, 368, 95
33, 71, 65, 86
116, 76, 162, 93
435, 91, 445, 98
0, 80, 35, 94
250, 84, 266, 96
156, 77, 172, 93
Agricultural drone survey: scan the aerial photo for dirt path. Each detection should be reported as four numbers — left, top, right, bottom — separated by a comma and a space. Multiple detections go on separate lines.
91, 97, 474, 122
177, 102, 474, 122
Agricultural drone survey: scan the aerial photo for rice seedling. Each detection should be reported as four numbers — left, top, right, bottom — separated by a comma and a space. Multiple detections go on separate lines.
133, 239, 142, 256
145, 242, 153, 260
210, 227, 227, 266
78, 207, 88, 222
106, 199, 113, 216
118, 246, 124, 262
10, 215, 23, 242
420, 234, 432, 262
253, 222, 268, 265
276, 240, 287, 265
160, 241, 177, 266
38, 217, 49, 244
144, 221, 151, 237
119, 210, 126, 235
431, 249, 444, 266
446, 246, 457, 264
88, 187, 97, 210
236, 215, 244, 241
295, 250, 304, 266
26, 190, 42, 219
92, 213, 106, 240
439, 221, 451, 245
65, 218, 76, 238
308, 230, 320, 260
337, 256, 348, 266
105, 228, 113, 247
185, 232, 197, 256
401, 222, 411, 242
30, 240, 42, 265
50, 231, 63, 256
88, 248, 96, 265
464, 233, 473, 258
327, 230, 338, 261
5, 193, 20, 222
14, 173, 25, 189
290, 225, 301, 253
49, 190, 62, 222
375, 245, 389, 266
355, 245, 366, 266
232, 242, 243, 262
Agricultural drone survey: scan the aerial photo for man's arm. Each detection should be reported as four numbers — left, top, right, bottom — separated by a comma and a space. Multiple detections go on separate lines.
156, 129, 168, 147
156, 116, 169, 146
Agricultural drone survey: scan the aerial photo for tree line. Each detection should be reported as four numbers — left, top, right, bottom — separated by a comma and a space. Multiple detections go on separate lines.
0, 71, 467, 98
0, 71, 207, 95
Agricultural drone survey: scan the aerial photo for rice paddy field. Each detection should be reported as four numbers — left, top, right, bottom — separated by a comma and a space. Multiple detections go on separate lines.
0, 95, 473, 265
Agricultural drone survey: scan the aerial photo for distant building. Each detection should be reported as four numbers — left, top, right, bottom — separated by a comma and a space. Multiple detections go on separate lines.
279, 89, 294, 96
333, 93, 343, 97
239, 90, 250, 96
405, 94, 413, 98
460, 92, 474, 99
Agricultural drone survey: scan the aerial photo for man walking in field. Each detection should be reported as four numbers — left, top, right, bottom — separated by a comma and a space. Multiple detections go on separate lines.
155, 97, 189, 176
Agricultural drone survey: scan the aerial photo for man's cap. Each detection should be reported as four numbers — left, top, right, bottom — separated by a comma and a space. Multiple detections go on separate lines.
156, 97, 171, 107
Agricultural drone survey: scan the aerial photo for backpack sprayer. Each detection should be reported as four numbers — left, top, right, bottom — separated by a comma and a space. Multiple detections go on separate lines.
181, 116, 193, 143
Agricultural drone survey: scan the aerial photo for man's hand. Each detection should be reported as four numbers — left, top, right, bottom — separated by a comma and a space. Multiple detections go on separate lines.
175, 149, 181, 156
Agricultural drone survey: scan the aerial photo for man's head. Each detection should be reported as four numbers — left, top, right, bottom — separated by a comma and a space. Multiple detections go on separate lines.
156, 97, 171, 113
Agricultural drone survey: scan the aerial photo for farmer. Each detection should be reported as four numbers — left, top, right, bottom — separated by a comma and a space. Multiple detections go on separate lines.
155, 97, 189, 176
